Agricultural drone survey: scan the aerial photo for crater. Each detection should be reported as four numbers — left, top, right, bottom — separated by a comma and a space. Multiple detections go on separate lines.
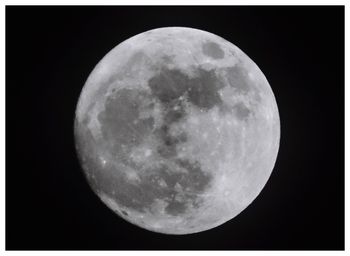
202, 41, 225, 59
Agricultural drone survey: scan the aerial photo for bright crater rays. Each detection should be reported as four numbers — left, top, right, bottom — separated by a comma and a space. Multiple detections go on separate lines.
74, 27, 280, 234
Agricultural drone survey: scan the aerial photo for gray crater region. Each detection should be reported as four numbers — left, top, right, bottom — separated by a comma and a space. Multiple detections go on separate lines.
74, 27, 280, 234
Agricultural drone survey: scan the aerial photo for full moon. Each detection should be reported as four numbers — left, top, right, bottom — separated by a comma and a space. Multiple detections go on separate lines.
74, 27, 280, 234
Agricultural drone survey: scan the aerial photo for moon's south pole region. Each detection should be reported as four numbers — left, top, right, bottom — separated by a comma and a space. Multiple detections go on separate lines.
74, 27, 280, 234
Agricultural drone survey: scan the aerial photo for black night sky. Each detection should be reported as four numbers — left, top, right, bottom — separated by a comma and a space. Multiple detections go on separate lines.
6, 6, 344, 250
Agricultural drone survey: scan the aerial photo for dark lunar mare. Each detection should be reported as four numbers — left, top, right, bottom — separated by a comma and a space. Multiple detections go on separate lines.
75, 122, 211, 215
142, 160, 212, 216
77, 67, 224, 216
148, 67, 226, 110
97, 88, 155, 156
201, 41, 225, 59
145, 67, 220, 215
225, 65, 251, 93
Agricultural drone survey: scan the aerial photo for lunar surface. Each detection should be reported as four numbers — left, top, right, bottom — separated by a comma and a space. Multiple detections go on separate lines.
74, 27, 280, 234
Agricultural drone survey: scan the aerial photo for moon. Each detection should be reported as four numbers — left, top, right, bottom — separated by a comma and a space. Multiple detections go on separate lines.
74, 27, 280, 234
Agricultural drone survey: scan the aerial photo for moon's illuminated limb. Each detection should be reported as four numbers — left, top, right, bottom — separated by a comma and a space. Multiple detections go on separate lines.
74, 27, 280, 235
